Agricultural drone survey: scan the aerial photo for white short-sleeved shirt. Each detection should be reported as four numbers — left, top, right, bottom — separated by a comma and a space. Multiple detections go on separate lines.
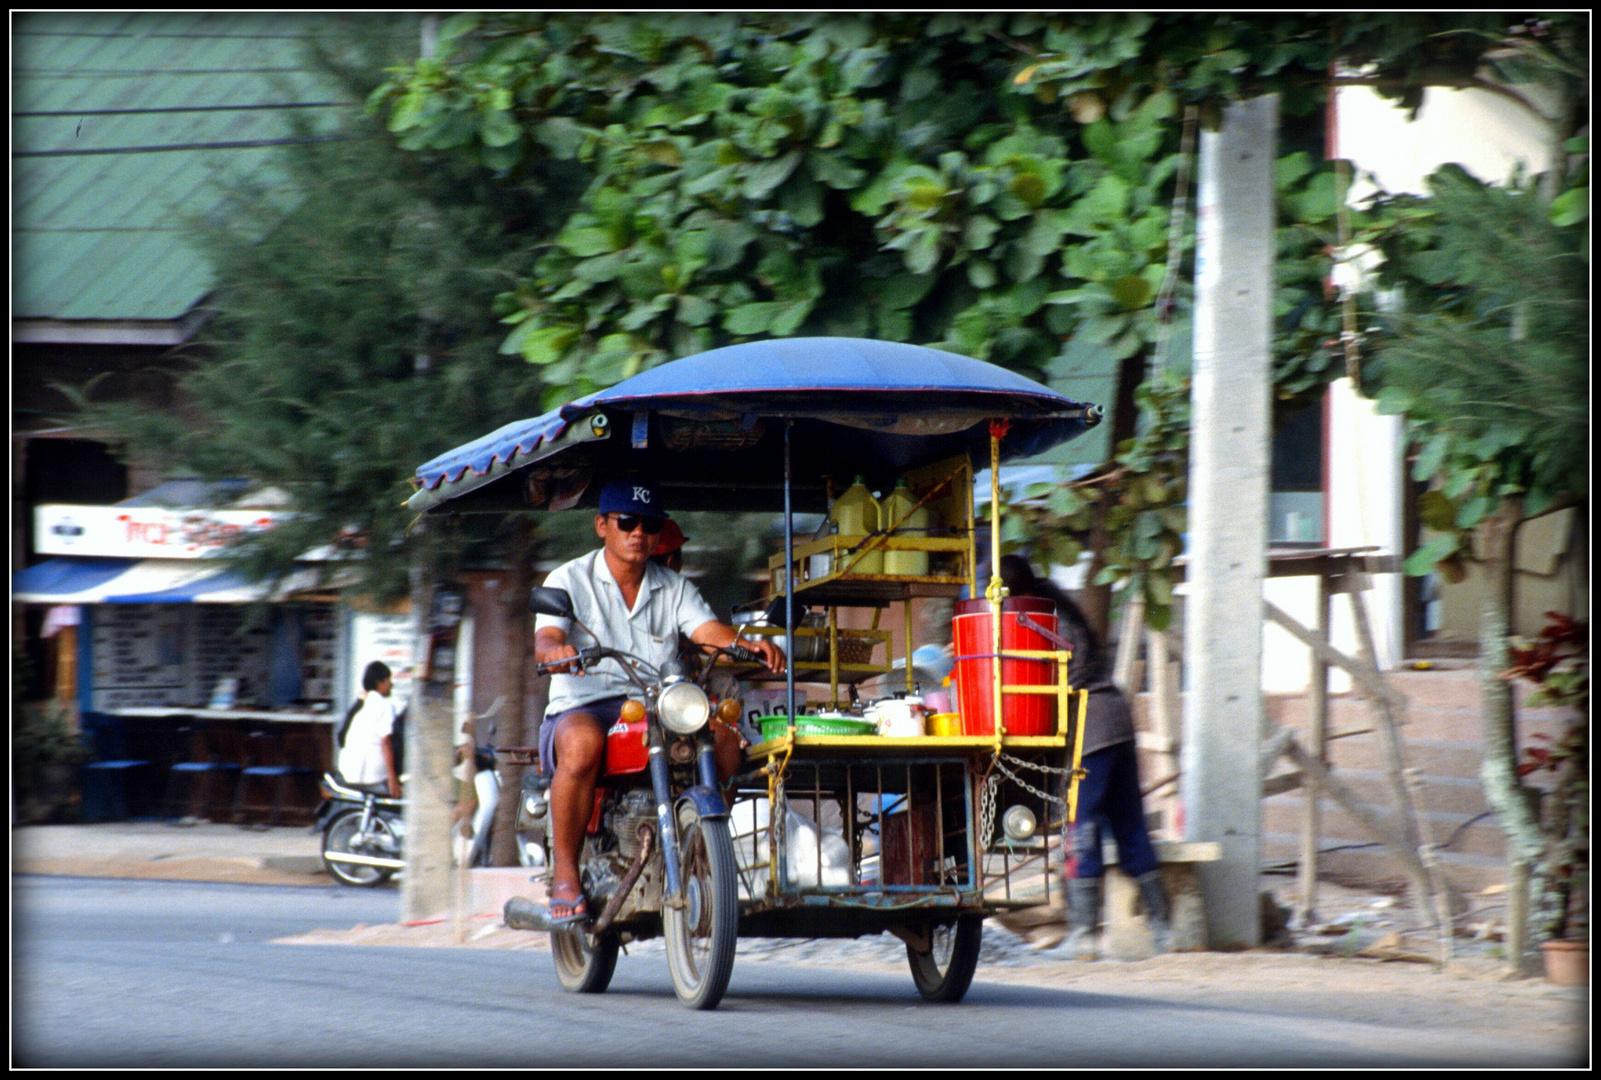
337, 690, 397, 786
536, 549, 719, 714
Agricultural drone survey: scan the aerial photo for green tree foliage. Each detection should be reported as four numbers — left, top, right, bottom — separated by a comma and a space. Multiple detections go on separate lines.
1364, 164, 1589, 579
369, 13, 1547, 630
1007, 373, 1191, 630
65, 22, 572, 600
373, 14, 1478, 407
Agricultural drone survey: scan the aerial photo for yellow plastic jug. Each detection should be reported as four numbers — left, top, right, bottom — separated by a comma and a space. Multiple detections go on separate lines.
882, 477, 930, 576
830, 475, 882, 574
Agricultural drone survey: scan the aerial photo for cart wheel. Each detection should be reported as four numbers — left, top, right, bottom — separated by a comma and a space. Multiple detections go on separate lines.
907, 915, 983, 1003
321, 809, 396, 888
551, 924, 620, 993
663, 799, 739, 1010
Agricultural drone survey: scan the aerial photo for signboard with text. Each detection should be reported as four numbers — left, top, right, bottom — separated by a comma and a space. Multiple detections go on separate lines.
349, 611, 417, 715
35, 504, 289, 559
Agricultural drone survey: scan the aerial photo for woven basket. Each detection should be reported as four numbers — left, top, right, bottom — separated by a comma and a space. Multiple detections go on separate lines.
836, 635, 877, 665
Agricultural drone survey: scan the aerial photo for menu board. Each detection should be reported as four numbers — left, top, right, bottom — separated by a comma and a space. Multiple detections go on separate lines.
192, 605, 272, 706
89, 602, 345, 711
301, 605, 339, 703
90, 604, 189, 710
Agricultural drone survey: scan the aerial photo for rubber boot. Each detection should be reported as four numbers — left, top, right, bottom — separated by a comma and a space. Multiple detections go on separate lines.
1066, 876, 1103, 961
1136, 869, 1172, 953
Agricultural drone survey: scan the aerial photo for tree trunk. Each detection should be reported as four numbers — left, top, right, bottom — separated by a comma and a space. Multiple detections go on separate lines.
402, 528, 455, 921
1476, 497, 1543, 976
1079, 503, 1112, 643
1079, 349, 1151, 643
489, 522, 535, 867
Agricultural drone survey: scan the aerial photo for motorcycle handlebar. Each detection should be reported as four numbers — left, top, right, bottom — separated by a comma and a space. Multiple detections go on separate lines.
534, 644, 605, 675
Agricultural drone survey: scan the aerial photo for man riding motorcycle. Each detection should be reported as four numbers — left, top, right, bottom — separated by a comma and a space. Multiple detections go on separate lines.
532, 480, 786, 926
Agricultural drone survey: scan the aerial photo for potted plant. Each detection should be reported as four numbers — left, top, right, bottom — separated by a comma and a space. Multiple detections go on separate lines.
1505, 612, 1588, 986
13, 698, 90, 823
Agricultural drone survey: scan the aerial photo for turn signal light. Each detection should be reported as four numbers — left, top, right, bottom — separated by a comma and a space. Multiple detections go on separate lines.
620, 699, 647, 724
716, 697, 742, 724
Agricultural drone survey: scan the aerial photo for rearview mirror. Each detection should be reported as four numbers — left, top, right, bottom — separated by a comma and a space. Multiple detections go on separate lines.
528, 586, 575, 618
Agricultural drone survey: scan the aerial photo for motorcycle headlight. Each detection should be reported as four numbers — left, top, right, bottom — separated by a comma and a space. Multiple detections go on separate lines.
658, 681, 711, 735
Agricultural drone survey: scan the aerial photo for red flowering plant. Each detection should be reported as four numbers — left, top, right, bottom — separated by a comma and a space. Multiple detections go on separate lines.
1504, 611, 1588, 941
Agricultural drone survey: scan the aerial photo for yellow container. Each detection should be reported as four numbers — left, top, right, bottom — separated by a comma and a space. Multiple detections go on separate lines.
830, 475, 883, 574
882, 477, 930, 576
928, 712, 962, 737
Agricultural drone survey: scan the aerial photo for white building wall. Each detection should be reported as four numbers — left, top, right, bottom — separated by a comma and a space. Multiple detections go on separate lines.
1260, 83, 1555, 692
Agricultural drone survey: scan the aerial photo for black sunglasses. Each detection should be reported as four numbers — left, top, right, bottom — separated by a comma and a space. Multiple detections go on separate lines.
609, 513, 664, 535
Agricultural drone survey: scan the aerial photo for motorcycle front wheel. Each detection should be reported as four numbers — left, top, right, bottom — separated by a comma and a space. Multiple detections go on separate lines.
551, 925, 619, 993
662, 800, 739, 1010
322, 809, 397, 888
906, 915, 982, 1003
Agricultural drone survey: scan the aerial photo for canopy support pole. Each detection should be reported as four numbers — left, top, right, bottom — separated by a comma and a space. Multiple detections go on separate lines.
987, 422, 1007, 752
784, 419, 797, 726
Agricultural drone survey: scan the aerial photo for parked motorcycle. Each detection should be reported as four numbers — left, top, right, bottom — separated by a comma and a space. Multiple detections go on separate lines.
519, 585, 757, 1010
314, 773, 406, 887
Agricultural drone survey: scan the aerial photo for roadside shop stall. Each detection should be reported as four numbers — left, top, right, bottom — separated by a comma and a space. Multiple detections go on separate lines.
13, 503, 356, 823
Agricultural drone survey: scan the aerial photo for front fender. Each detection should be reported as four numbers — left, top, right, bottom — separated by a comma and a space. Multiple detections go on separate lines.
309, 799, 338, 833
677, 785, 728, 822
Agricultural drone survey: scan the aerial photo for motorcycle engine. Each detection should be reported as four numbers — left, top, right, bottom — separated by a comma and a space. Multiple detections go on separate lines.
609, 788, 657, 862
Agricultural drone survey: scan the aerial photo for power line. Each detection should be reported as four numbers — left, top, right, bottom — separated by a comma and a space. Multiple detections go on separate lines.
14, 67, 311, 77
14, 134, 371, 158
15, 102, 357, 118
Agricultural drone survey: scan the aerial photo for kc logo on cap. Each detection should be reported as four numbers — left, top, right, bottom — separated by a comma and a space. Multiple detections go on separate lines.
598, 479, 668, 517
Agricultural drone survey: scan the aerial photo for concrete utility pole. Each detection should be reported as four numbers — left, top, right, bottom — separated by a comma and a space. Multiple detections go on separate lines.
1181, 94, 1278, 949
402, 522, 454, 920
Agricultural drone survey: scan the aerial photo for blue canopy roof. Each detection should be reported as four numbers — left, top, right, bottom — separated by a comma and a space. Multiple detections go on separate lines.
12, 557, 326, 604
411, 338, 1099, 514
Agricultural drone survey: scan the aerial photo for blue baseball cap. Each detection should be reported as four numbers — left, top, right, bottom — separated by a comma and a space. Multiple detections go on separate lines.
598, 480, 668, 518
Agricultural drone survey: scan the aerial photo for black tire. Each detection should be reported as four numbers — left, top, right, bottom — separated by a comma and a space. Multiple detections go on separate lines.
907, 915, 983, 1003
551, 924, 620, 993
322, 809, 397, 888
663, 800, 739, 1010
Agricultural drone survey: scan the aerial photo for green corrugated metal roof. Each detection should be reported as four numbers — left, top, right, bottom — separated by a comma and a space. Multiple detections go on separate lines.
13, 12, 414, 322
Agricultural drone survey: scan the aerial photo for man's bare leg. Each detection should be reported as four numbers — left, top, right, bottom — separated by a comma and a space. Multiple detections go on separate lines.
548, 712, 605, 913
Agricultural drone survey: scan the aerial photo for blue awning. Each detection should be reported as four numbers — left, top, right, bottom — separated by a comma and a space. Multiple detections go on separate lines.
11, 558, 326, 604
9, 557, 131, 602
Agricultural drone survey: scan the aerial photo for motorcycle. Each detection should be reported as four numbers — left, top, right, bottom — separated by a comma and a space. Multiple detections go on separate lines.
516, 585, 758, 1010
314, 772, 406, 887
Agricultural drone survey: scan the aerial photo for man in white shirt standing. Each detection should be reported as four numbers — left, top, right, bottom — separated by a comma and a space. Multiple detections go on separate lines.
336, 661, 401, 798
534, 480, 784, 925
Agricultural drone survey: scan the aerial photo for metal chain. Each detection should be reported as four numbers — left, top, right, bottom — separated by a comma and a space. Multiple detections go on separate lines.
992, 754, 1069, 809
981, 752, 1088, 849
999, 751, 1078, 778
979, 772, 997, 849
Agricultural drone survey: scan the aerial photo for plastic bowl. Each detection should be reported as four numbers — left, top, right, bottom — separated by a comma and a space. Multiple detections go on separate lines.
928, 712, 962, 737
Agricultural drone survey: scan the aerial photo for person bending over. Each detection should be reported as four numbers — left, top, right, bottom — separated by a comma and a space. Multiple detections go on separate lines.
999, 554, 1171, 958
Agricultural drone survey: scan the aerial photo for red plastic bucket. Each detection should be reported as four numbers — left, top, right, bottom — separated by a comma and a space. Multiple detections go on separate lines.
951, 596, 1058, 737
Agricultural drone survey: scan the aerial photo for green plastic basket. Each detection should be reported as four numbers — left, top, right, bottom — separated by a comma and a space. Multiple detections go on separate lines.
758, 715, 877, 741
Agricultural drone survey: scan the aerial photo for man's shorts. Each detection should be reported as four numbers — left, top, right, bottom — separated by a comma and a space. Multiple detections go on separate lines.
538, 695, 630, 778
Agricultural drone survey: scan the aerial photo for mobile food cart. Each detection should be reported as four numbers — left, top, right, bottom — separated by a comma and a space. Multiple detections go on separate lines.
409, 337, 1102, 1007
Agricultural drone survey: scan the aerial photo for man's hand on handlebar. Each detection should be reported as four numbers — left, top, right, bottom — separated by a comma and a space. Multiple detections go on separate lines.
536, 643, 584, 676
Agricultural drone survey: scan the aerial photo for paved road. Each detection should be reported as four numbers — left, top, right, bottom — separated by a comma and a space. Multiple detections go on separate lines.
13, 876, 1584, 1067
